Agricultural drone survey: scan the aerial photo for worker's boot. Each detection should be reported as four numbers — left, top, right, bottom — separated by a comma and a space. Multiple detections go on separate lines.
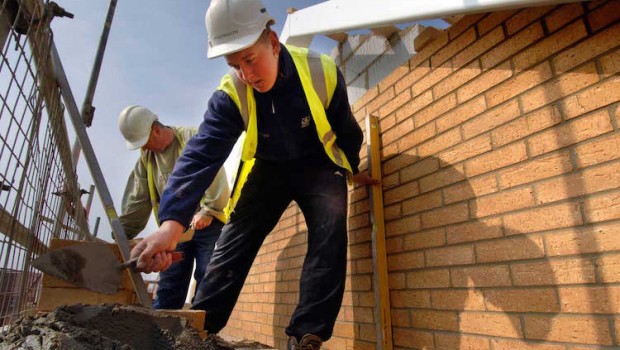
287, 334, 323, 350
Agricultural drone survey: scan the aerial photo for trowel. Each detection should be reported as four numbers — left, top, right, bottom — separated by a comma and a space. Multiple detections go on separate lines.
31, 242, 182, 295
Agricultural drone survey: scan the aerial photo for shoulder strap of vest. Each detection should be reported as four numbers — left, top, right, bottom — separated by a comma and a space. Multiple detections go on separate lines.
219, 71, 250, 130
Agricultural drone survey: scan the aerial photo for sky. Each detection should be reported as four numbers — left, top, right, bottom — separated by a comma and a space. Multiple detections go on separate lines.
50, 1, 339, 242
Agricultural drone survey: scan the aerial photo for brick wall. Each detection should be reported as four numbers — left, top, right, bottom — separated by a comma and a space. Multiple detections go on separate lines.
222, 1, 620, 349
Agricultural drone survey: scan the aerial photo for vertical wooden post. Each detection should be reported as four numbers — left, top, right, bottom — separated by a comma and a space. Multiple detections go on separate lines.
366, 114, 393, 350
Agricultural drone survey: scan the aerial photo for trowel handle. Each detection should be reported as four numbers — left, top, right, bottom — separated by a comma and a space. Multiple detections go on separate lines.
119, 251, 184, 270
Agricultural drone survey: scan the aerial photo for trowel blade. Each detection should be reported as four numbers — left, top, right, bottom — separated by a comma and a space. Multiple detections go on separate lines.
31, 242, 123, 295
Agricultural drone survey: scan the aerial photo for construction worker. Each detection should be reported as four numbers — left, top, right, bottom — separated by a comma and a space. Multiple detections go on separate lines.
117, 105, 230, 310
129, 0, 377, 348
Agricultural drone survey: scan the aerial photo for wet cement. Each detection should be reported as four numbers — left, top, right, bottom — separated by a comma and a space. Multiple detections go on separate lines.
0, 304, 269, 350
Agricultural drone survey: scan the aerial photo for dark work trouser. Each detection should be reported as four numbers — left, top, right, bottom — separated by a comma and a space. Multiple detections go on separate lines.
192, 157, 348, 341
153, 219, 224, 309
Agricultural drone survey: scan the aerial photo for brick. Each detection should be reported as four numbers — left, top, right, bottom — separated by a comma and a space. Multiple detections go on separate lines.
390, 290, 430, 308
421, 202, 470, 229
352, 85, 378, 113
513, 20, 588, 71
390, 309, 411, 327
395, 60, 431, 94
436, 334, 490, 350
545, 3, 584, 33
486, 61, 553, 108
446, 217, 503, 244
600, 48, 620, 77
402, 190, 443, 215
451, 265, 512, 287
381, 118, 414, 146
445, 174, 498, 205
553, 22, 620, 74
431, 289, 485, 311
512, 257, 596, 285
406, 269, 450, 289
431, 27, 476, 67
398, 122, 435, 152
588, 0, 620, 32
414, 26, 442, 53
383, 151, 419, 176
524, 315, 612, 345
378, 65, 409, 93
393, 329, 434, 349
485, 287, 560, 312
528, 110, 613, 157
385, 215, 421, 237
384, 203, 401, 221
417, 128, 462, 158
462, 100, 521, 140
473, 187, 535, 218
574, 132, 620, 168
481, 22, 544, 69
476, 235, 545, 263
503, 202, 583, 234
535, 161, 620, 204
498, 150, 573, 189
426, 244, 475, 267
491, 339, 564, 350
596, 253, 620, 283
465, 142, 528, 177
477, 10, 515, 36
402, 228, 446, 250
521, 61, 600, 113
546, 222, 620, 256
400, 156, 439, 183
389, 272, 406, 289
440, 135, 492, 165
460, 311, 523, 338
387, 252, 424, 272
437, 95, 486, 133
415, 93, 457, 127
432, 60, 481, 99
453, 26, 505, 69
409, 31, 449, 69
562, 77, 620, 119
395, 90, 433, 123
411, 61, 453, 96
412, 309, 459, 331
457, 61, 513, 103
384, 180, 419, 205
560, 286, 620, 314
506, 6, 554, 35
448, 14, 485, 40
584, 191, 620, 223
365, 88, 395, 115
378, 88, 410, 118
492, 105, 562, 147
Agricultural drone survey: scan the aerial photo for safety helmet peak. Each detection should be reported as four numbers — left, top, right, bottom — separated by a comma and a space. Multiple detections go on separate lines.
205, 0, 275, 58
118, 105, 158, 150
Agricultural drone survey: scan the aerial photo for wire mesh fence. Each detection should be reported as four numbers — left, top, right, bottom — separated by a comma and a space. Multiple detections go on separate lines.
0, 0, 93, 327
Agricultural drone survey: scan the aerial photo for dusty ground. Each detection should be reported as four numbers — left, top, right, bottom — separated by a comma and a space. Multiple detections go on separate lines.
0, 304, 272, 350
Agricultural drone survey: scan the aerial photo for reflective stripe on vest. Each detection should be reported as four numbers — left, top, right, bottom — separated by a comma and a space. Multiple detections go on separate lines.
218, 45, 351, 216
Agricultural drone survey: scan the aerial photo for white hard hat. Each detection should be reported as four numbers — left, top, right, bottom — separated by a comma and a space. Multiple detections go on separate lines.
118, 105, 158, 150
205, 0, 275, 58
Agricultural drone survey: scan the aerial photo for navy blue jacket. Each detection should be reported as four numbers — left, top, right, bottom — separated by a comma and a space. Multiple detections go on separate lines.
158, 44, 363, 227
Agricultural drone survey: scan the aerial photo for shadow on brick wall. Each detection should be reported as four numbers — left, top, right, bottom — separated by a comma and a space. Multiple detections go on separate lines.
350, 154, 560, 349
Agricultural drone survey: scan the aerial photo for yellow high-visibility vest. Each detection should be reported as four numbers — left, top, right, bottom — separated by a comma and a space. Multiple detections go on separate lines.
218, 45, 352, 217
141, 129, 227, 225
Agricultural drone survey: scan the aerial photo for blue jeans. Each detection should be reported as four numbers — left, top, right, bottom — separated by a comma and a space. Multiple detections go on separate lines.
192, 157, 348, 340
152, 219, 223, 309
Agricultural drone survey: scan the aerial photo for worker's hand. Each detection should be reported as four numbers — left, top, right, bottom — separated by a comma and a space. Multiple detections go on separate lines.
130, 220, 184, 273
191, 214, 213, 230
352, 171, 379, 186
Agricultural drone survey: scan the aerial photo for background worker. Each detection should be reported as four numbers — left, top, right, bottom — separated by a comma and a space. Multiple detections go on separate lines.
118, 105, 230, 309
130, 0, 377, 348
